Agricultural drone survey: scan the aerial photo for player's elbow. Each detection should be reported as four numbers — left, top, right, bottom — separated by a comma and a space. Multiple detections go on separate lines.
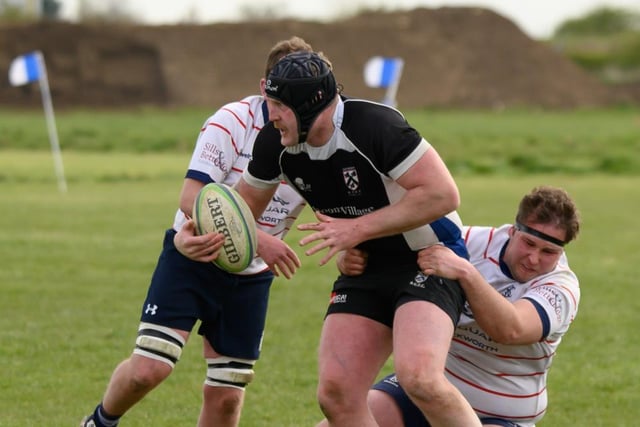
488, 325, 530, 345
443, 184, 460, 212
490, 329, 519, 345
430, 182, 460, 217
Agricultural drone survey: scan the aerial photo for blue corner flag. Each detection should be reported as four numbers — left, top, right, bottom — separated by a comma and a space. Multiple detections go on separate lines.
8, 51, 67, 193
9, 51, 43, 86
363, 56, 404, 107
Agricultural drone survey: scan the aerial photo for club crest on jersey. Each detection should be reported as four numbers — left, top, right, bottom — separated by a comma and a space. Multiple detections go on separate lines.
293, 177, 311, 192
342, 167, 360, 195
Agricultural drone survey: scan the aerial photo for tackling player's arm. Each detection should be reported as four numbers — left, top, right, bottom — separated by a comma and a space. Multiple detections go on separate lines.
336, 249, 368, 276
417, 245, 544, 344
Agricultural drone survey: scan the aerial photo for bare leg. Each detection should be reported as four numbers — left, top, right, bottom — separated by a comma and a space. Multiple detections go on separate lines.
393, 301, 481, 427
101, 327, 189, 416
197, 338, 246, 427
316, 313, 392, 427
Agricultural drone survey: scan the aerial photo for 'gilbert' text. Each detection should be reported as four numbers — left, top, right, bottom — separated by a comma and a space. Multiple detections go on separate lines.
207, 196, 241, 263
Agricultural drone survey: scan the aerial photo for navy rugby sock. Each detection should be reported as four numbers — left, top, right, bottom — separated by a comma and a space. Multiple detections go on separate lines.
92, 403, 120, 427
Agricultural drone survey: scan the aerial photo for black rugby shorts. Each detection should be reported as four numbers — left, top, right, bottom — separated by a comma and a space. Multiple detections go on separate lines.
326, 268, 465, 327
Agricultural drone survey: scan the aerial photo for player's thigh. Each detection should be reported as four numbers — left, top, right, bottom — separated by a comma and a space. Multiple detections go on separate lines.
318, 313, 391, 386
392, 300, 454, 372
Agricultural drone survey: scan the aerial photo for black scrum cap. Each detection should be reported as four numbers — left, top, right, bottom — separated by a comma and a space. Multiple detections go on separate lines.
264, 51, 337, 142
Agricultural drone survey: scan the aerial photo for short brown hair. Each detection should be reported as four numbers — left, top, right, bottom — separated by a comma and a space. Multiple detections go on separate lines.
515, 186, 581, 243
265, 36, 313, 77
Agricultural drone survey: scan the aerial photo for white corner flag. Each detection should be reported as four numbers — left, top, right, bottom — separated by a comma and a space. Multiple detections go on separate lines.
363, 56, 404, 107
9, 51, 67, 193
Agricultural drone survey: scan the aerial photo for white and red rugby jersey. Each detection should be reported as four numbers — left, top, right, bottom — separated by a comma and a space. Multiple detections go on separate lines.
173, 95, 306, 275
446, 224, 580, 426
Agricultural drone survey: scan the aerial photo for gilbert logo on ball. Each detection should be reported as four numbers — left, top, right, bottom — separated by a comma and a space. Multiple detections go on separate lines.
192, 183, 258, 273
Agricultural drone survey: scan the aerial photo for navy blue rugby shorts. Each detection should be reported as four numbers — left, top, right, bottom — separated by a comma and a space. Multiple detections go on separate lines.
372, 374, 521, 427
326, 265, 465, 328
140, 229, 273, 360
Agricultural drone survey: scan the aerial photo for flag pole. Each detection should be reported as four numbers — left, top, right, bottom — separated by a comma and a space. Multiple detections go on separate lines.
383, 59, 404, 108
35, 51, 67, 193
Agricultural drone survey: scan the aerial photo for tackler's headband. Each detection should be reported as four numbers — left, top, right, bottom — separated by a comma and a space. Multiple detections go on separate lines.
514, 222, 567, 247
264, 51, 337, 143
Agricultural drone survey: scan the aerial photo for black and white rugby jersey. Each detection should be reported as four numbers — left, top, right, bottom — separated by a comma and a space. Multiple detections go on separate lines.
245, 97, 466, 264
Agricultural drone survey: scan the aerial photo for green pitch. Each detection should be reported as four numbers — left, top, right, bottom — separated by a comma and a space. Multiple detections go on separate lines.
0, 106, 638, 425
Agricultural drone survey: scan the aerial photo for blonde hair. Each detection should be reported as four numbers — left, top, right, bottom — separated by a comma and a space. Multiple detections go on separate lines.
264, 36, 334, 77
265, 36, 313, 77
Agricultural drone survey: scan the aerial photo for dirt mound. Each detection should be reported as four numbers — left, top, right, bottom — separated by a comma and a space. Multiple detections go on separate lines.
0, 21, 167, 106
0, 7, 635, 109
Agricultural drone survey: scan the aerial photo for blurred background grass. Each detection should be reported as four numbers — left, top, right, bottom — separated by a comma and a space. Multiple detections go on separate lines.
2, 106, 639, 177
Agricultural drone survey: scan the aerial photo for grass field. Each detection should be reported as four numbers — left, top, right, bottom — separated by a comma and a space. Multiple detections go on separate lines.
0, 108, 639, 426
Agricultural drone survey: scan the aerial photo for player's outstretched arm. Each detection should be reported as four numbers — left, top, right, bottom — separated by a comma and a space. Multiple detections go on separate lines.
257, 230, 301, 279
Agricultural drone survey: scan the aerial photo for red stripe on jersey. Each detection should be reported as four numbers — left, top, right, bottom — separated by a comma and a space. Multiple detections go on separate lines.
452, 339, 554, 361
466, 226, 496, 260
483, 227, 495, 259
446, 367, 547, 399
464, 226, 473, 244
208, 122, 240, 154
474, 405, 546, 421
221, 106, 248, 129
238, 100, 259, 126
271, 229, 286, 238
224, 102, 263, 132
256, 220, 275, 228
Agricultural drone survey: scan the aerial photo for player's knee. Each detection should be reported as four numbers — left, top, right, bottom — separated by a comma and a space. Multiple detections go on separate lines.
127, 352, 175, 389
133, 322, 185, 368
317, 378, 352, 416
397, 367, 447, 406
204, 356, 255, 390
203, 384, 244, 416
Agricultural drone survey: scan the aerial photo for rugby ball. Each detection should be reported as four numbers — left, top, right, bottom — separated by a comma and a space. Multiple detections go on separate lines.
192, 183, 258, 273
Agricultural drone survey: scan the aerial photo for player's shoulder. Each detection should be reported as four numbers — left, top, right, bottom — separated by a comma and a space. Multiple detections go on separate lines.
252, 121, 284, 155
465, 224, 510, 243
464, 224, 510, 259
539, 258, 580, 290
342, 96, 405, 121
340, 96, 418, 146
207, 95, 267, 126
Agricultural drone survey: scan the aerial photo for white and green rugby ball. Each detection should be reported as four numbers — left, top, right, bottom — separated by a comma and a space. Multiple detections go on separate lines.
192, 183, 258, 273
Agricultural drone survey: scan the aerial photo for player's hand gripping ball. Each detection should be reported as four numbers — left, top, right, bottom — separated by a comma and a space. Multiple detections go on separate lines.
192, 183, 258, 273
